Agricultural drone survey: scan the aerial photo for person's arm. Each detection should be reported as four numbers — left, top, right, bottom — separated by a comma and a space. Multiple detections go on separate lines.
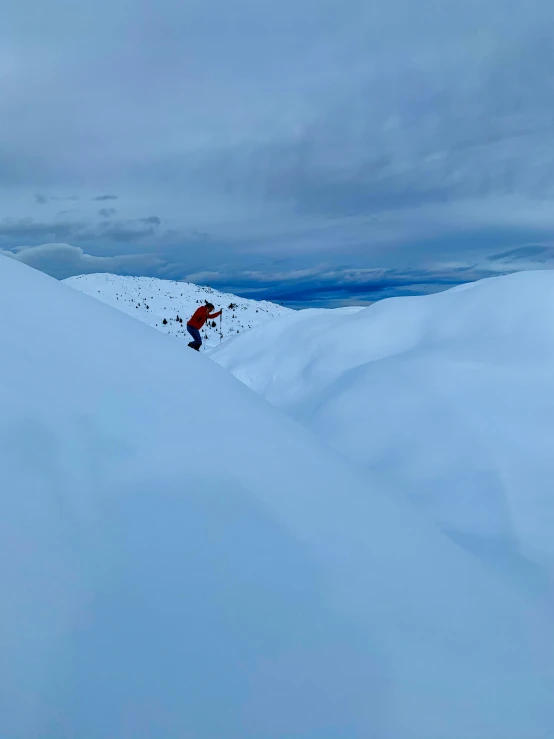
207, 310, 222, 319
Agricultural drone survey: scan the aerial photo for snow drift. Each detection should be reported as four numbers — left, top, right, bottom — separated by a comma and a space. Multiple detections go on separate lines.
1, 257, 553, 738
211, 271, 554, 575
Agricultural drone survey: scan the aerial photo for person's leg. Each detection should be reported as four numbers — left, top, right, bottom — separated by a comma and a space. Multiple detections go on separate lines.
187, 325, 202, 350
187, 325, 197, 348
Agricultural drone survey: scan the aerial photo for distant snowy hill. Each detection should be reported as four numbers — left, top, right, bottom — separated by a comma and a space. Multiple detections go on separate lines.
2, 254, 553, 737
212, 271, 554, 575
64, 273, 291, 346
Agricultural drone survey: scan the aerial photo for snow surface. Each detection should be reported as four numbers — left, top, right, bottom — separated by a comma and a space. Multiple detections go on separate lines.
64, 272, 291, 347
2, 257, 553, 738
211, 271, 554, 577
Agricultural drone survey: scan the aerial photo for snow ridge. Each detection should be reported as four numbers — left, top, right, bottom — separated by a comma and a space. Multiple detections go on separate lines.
64, 273, 291, 346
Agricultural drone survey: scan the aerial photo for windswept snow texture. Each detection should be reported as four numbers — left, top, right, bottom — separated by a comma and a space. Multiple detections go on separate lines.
212, 271, 554, 574
64, 273, 291, 346
1, 257, 553, 738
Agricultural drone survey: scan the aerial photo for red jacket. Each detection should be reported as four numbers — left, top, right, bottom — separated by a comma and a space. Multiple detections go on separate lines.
187, 305, 222, 329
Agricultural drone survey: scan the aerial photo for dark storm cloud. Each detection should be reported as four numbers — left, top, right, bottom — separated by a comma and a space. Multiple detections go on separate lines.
488, 245, 554, 264
185, 263, 508, 306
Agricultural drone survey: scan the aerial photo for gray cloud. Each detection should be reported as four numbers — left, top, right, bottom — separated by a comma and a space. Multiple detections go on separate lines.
188, 33, 554, 222
0, 243, 168, 281
0, 215, 168, 248
34, 193, 79, 205
0, 218, 79, 243
99, 208, 117, 218
2, 0, 554, 302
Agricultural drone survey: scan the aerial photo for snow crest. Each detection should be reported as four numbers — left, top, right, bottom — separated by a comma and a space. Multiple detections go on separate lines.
212, 271, 554, 571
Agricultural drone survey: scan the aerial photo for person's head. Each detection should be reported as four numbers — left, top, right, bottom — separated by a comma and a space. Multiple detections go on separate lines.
206, 302, 214, 311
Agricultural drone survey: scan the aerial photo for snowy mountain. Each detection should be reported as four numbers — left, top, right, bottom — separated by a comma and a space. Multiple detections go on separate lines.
64, 273, 291, 346
2, 255, 553, 737
211, 271, 554, 580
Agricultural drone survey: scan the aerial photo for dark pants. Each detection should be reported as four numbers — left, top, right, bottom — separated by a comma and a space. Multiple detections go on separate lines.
187, 324, 202, 349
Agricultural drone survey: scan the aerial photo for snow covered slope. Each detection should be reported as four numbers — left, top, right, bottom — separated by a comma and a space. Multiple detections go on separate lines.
64, 272, 291, 346
212, 271, 554, 571
1, 256, 553, 737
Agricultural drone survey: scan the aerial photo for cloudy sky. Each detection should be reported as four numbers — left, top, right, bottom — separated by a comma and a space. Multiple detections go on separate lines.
2, 0, 554, 305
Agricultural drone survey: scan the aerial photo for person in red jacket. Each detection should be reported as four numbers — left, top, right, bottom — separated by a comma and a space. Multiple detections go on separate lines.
187, 302, 222, 350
